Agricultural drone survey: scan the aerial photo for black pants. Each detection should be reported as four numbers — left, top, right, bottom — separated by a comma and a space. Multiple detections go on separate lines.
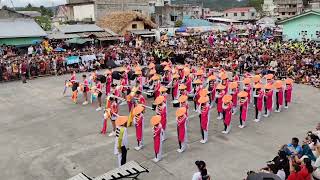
199, 114, 204, 140
264, 96, 267, 114
194, 99, 197, 110
224, 123, 227, 131
239, 106, 243, 125
255, 106, 259, 119
121, 146, 127, 166
276, 92, 280, 110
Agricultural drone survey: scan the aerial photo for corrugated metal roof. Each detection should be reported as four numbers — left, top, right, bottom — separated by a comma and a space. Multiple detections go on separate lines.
57, 24, 104, 34
182, 17, 213, 27
47, 32, 80, 39
0, 18, 47, 38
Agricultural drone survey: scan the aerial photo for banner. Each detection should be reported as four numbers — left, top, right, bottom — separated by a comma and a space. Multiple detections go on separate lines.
66, 56, 80, 65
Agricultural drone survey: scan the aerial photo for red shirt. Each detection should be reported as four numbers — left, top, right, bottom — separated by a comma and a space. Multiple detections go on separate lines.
287, 172, 304, 180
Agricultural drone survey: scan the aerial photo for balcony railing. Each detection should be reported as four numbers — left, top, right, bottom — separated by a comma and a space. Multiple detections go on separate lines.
275, 0, 302, 5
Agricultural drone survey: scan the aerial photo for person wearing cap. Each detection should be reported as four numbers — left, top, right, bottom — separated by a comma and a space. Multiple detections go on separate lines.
135, 70, 143, 92
133, 105, 145, 151
179, 84, 188, 96
253, 83, 264, 122
198, 96, 210, 143
110, 83, 121, 97
252, 75, 261, 109
185, 71, 193, 94
194, 79, 203, 111
179, 95, 189, 116
222, 94, 233, 134
105, 70, 113, 96
243, 78, 252, 105
207, 75, 216, 108
172, 74, 180, 101
274, 80, 284, 113
114, 116, 128, 167
263, 84, 273, 117
151, 115, 164, 162
176, 107, 187, 153
153, 75, 161, 100
215, 84, 226, 120
229, 82, 239, 115
155, 96, 167, 141
192, 160, 210, 180
159, 86, 168, 105
284, 78, 293, 109
220, 73, 229, 94
238, 91, 249, 128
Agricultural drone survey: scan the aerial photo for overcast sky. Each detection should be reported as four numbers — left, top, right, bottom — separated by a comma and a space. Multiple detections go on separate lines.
1, 0, 66, 7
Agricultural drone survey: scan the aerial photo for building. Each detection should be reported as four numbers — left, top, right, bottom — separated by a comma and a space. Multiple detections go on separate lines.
95, 0, 152, 19
277, 10, 320, 41
0, 8, 47, 46
223, 7, 257, 21
203, 10, 223, 19
274, 0, 303, 20
65, 0, 95, 22
263, 0, 276, 16
154, 3, 203, 27
97, 11, 157, 35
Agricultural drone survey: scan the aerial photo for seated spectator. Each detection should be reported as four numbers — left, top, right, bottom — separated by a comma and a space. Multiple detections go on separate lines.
192, 160, 210, 180
286, 137, 303, 156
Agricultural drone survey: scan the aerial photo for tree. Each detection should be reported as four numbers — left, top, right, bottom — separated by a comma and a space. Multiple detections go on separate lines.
175, 20, 183, 27
247, 0, 264, 12
35, 16, 52, 31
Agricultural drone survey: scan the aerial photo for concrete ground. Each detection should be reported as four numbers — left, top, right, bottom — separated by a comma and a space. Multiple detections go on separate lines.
0, 73, 319, 180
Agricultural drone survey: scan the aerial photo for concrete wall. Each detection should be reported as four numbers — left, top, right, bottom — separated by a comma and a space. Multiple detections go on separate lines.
95, 0, 151, 20
282, 14, 320, 41
224, 9, 257, 21
73, 4, 95, 21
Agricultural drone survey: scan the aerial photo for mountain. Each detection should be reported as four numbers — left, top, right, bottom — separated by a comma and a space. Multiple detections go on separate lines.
172, 0, 249, 10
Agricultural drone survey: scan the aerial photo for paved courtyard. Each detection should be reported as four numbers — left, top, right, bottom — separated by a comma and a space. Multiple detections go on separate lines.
0, 74, 319, 180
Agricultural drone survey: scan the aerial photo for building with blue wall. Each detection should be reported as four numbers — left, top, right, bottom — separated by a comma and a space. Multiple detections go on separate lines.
278, 10, 320, 41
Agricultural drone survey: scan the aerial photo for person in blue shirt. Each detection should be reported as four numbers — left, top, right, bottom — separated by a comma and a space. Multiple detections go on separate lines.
286, 137, 303, 156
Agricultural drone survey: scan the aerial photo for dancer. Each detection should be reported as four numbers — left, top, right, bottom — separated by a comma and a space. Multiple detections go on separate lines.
229, 81, 239, 115
194, 79, 203, 111
215, 84, 226, 120
107, 97, 119, 137
274, 80, 284, 112
154, 96, 167, 141
176, 107, 187, 153
284, 78, 293, 109
253, 83, 264, 122
81, 74, 89, 105
198, 95, 210, 144
243, 78, 252, 104
263, 83, 273, 117
105, 70, 112, 95
151, 115, 163, 162
95, 79, 103, 111
222, 94, 233, 134
114, 116, 128, 167
238, 91, 249, 128
172, 74, 180, 100
207, 75, 216, 107
132, 105, 145, 151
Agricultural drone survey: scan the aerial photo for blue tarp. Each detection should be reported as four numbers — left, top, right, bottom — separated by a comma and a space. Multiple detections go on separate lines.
66, 56, 80, 65
54, 47, 66, 52
176, 27, 187, 32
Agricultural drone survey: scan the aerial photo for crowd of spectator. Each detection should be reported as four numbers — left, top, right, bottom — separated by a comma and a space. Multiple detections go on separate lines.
0, 31, 319, 88
246, 123, 320, 180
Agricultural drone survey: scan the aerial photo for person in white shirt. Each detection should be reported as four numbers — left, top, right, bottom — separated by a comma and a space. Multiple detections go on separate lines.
114, 116, 128, 167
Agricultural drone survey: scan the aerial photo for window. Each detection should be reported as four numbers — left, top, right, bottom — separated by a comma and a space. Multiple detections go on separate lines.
241, 12, 245, 16
225, 13, 228, 17
170, 15, 177, 21
234, 12, 237, 16
251, 12, 255, 16
282, 12, 285, 15
300, 31, 307, 36
133, 9, 142, 13
316, 31, 320, 38
292, 12, 296, 15
132, 24, 137, 29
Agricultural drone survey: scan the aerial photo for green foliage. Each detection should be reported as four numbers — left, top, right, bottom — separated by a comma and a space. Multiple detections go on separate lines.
19, 3, 54, 17
175, 20, 183, 27
35, 16, 52, 31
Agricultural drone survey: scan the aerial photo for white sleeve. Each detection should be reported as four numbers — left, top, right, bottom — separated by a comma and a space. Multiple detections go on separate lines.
315, 157, 320, 167
123, 128, 128, 147
192, 172, 200, 180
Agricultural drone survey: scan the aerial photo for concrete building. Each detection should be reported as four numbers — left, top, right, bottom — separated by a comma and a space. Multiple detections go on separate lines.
154, 3, 203, 27
95, 0, 153, 20
263, 0, 276, 16
274, 0, 303, 20
223, 7, 257, 21
277, 10, 320, 41
65, 0, 95, 22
